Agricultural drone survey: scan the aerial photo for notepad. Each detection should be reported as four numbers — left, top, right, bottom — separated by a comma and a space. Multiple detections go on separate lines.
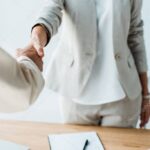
0, 140, 29, 150
48, 132, 104, 150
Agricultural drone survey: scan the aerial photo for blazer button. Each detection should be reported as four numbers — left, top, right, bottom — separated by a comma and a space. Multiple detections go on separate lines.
115, 53, 121, 60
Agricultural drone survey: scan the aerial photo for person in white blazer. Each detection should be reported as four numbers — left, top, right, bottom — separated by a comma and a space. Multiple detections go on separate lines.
0, 44, 44, 113
22, 0, 150, 128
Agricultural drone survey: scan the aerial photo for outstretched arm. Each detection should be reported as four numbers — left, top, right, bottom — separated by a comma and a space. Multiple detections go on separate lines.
30, 0, 64, 57
0, 46, 44, 113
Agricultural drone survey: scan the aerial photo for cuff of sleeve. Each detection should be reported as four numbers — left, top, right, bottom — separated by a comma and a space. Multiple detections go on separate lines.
136, 62, 148, 73
32, 18, 53, 45
17, 56, 41, 72
17, 56, 45, 101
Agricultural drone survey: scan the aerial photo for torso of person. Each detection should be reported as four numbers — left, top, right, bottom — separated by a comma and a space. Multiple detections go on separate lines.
73, 0, 126, 105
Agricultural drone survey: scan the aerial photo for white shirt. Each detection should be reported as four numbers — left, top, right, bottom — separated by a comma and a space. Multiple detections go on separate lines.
73, 0, 126, 105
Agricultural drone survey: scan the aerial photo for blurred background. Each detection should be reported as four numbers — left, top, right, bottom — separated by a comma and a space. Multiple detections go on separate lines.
0, 0, 149, 128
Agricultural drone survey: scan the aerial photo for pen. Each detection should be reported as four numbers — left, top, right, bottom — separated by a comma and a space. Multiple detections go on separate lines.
83, 139, 89, 150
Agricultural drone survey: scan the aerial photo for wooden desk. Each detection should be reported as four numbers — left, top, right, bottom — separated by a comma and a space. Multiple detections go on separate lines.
0, 120, 149, 150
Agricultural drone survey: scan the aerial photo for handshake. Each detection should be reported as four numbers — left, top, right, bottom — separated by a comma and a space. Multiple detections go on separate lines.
17, 25, 49, 72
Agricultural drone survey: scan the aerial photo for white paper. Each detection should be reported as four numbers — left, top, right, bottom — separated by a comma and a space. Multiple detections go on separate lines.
48, 132, 104, 150
0, 140, 29, 150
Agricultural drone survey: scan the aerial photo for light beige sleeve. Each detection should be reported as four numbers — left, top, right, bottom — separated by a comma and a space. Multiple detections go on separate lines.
33, 0, 64, 41
0, 47, 45, 113
128, 0, 148, 73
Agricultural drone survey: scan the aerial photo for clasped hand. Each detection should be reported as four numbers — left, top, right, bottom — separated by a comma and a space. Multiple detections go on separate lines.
16, 25, 48, 71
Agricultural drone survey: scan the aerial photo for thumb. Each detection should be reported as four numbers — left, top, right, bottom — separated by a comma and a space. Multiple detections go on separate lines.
32, 36, 45, 57
37, 47, 44, 57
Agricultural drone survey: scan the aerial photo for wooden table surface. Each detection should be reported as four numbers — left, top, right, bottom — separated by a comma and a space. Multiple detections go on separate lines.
0, 120, 149, 150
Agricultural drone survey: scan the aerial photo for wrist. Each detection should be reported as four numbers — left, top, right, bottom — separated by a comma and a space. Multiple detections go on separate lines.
142, 93, 150, 101
32, 24, 50, 46
142, 87, 149, 96
139, 72, 149, 96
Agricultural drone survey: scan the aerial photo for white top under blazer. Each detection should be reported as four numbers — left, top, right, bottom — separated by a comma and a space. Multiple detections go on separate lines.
73, 0, 126, 105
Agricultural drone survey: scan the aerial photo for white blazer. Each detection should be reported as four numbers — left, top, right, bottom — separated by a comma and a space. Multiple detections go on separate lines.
0, 47, 44, 113
34, 0, 148, 100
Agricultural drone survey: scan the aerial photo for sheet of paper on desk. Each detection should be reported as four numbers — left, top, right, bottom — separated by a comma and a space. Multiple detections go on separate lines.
0, 139, 29, 150
48, 132, 104, 150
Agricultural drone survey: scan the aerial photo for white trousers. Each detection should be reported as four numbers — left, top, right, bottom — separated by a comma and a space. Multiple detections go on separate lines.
59, 94, 142, 128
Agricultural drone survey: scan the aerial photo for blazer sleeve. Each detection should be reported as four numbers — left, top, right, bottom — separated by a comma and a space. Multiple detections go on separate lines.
0, 47, 45, 113
33, 0, 64, 40
128, 0, 148, 73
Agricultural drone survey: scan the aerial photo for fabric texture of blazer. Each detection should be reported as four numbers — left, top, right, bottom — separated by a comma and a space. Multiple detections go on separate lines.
34, 0, 148, 100
0, 47, 44, 113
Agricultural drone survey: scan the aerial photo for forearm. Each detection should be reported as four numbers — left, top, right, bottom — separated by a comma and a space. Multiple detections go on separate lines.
128, 0, 148, 73
0, 47, 44, 112
139, 72, 149, 96
33, 0, 64, 39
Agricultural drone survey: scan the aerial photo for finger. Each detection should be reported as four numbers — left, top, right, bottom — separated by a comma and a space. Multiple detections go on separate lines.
32, 35, 45, 54
16, 48, 23, 57
145, 108, 150, 124
140, 111, 146, 128
33, 45, 44, 57
17, 45, 33, 56
38, 59, 44, 72
40, 65, 43, 72
37, 47, 45, 58
141, 110, 149, 128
